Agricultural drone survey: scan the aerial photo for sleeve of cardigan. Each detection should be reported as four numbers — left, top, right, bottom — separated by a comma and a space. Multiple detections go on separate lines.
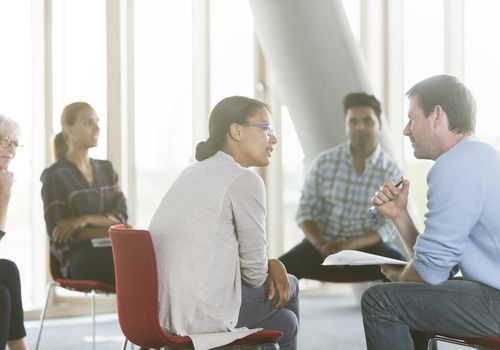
228, 170, 268, 288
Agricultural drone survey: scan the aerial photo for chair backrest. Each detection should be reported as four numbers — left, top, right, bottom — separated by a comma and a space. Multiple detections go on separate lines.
109, 224, 193, 349
49, 252, 64, 280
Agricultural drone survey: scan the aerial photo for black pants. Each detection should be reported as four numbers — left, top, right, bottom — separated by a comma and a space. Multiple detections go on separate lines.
279, 239, 406, 280
68, 241, 115, 284
0, 259, 26, 349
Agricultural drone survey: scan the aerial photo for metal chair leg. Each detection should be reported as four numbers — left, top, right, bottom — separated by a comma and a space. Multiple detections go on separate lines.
91, 289, 96, 350
121, 338, 128, 350
35, 282, 56, 350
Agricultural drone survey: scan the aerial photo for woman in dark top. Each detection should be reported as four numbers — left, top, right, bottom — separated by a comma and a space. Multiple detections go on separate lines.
41, 102, 127, 283
0, 115, 28, 350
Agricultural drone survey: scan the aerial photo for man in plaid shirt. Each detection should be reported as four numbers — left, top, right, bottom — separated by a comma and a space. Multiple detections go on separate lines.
279, 92, 406, 280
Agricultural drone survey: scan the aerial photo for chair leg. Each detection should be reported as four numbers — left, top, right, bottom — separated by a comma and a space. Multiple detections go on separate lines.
121, 338, 128, 350
427, 337, 437, 350
35, 282, 56, 350
91, 289, 96, 350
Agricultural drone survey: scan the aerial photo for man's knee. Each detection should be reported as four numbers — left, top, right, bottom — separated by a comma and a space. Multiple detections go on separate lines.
361, 283, 387, 313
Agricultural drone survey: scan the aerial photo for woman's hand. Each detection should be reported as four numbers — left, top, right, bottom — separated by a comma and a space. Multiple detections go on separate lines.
371, 177, 410, 220
0, 169, 14, 200
53, 216, 88, 244
267, 259, 291, 309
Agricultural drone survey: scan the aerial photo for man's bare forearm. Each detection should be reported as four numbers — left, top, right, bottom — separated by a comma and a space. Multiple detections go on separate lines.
392, 210, 420, 259
299, 220, 326, 250
346, 230, 382, 250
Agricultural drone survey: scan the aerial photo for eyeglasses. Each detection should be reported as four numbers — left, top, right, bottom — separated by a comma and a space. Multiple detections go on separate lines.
0, 135, 22, 149
240, 123, 275, 136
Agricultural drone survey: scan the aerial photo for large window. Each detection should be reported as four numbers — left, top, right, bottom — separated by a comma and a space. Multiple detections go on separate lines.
464, 1, 500, 149
134, 1, 193, 228
0, 0, 36, 309
52, 0, 108, 159
403, 0, 444, 224
281, 107, 305, 251
210, 0, 255, 105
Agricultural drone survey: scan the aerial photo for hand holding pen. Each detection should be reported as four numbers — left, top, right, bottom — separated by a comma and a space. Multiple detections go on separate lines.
369, 176, 410, 219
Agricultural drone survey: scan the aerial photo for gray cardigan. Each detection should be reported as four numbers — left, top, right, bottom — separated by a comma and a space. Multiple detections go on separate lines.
149, 151, 268, 349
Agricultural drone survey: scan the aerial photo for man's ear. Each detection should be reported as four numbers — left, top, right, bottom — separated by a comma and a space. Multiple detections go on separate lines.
228, 122, 242, 141
433, 105, 448, 129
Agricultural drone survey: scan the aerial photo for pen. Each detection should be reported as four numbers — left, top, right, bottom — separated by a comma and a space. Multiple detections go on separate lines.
368, 179, 403, 214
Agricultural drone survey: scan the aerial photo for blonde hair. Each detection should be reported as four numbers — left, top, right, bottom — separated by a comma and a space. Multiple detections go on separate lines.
53, 102, 93, 160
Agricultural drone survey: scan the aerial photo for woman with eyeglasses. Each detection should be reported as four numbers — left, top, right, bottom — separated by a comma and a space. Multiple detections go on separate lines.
149, 96, 299, 350
41, 102, 127, 284
0, 115, 29, 350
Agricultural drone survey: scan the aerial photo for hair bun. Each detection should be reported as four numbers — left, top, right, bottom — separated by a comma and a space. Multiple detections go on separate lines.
195, 140, 217, 161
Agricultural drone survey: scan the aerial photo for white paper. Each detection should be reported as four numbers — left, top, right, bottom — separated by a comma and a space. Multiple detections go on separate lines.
189, 328, 261, 350
322, 250, 407, 266
90, 237, 112, 248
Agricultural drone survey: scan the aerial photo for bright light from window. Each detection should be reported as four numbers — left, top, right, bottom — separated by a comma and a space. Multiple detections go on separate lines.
403, 0, 444, 224
281, 106, 305, 250
52, 0, 108, 160
0, 0, 35, 308
134, 0, 193, 228
464, 0, 500, 148
210, 0, 255, 105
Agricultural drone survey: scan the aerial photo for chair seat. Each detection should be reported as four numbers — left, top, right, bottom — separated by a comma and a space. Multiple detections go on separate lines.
53, 278, 116, 293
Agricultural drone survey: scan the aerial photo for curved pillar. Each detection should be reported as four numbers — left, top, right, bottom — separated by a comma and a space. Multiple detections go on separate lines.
249, 0, 396, 165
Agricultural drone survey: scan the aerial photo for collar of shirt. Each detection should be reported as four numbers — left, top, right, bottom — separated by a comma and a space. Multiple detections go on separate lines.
343, 141, 382, 169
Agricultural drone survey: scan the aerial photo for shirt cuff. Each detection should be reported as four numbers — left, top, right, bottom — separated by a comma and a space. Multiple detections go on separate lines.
413, 256, 450, 285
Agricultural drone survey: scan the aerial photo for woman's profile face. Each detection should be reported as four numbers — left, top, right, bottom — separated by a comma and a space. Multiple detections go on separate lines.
237, 107, 278, 167
65, 107, 100, 149
0, 124, 21, 170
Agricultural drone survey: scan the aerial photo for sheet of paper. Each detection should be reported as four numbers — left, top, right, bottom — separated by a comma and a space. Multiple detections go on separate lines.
90, 237, 112, 248
322, 249, 407, 266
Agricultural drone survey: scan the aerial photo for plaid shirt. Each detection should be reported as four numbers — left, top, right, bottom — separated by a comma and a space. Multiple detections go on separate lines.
296, 141, 401, 242
41, 156, 128, 277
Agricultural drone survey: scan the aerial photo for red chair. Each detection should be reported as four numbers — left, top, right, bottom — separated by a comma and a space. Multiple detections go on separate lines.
428, 334, 500, 349
35, 252, 115, 350
109, 224, 283, 350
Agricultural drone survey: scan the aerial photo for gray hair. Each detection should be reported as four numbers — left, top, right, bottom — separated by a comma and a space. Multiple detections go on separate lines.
0, 114, 20, 133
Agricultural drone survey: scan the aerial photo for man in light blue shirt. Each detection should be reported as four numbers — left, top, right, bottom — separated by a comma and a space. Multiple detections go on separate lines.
362, 75, 500, 350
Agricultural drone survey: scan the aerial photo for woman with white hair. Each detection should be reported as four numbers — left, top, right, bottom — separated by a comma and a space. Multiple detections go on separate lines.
0, 114, 29, 350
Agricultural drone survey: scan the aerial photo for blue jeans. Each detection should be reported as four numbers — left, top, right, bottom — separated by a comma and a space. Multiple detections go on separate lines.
362, 279, 500, 350
237, 274, 300, 350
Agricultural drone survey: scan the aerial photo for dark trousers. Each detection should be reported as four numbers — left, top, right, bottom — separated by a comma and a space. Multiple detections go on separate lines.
279, 239, 406, 280
0, 259, 26, 348
69, 241, 115, 284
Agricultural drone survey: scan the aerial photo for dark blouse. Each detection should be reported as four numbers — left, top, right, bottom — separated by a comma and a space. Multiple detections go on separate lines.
41, 156, 127, 277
